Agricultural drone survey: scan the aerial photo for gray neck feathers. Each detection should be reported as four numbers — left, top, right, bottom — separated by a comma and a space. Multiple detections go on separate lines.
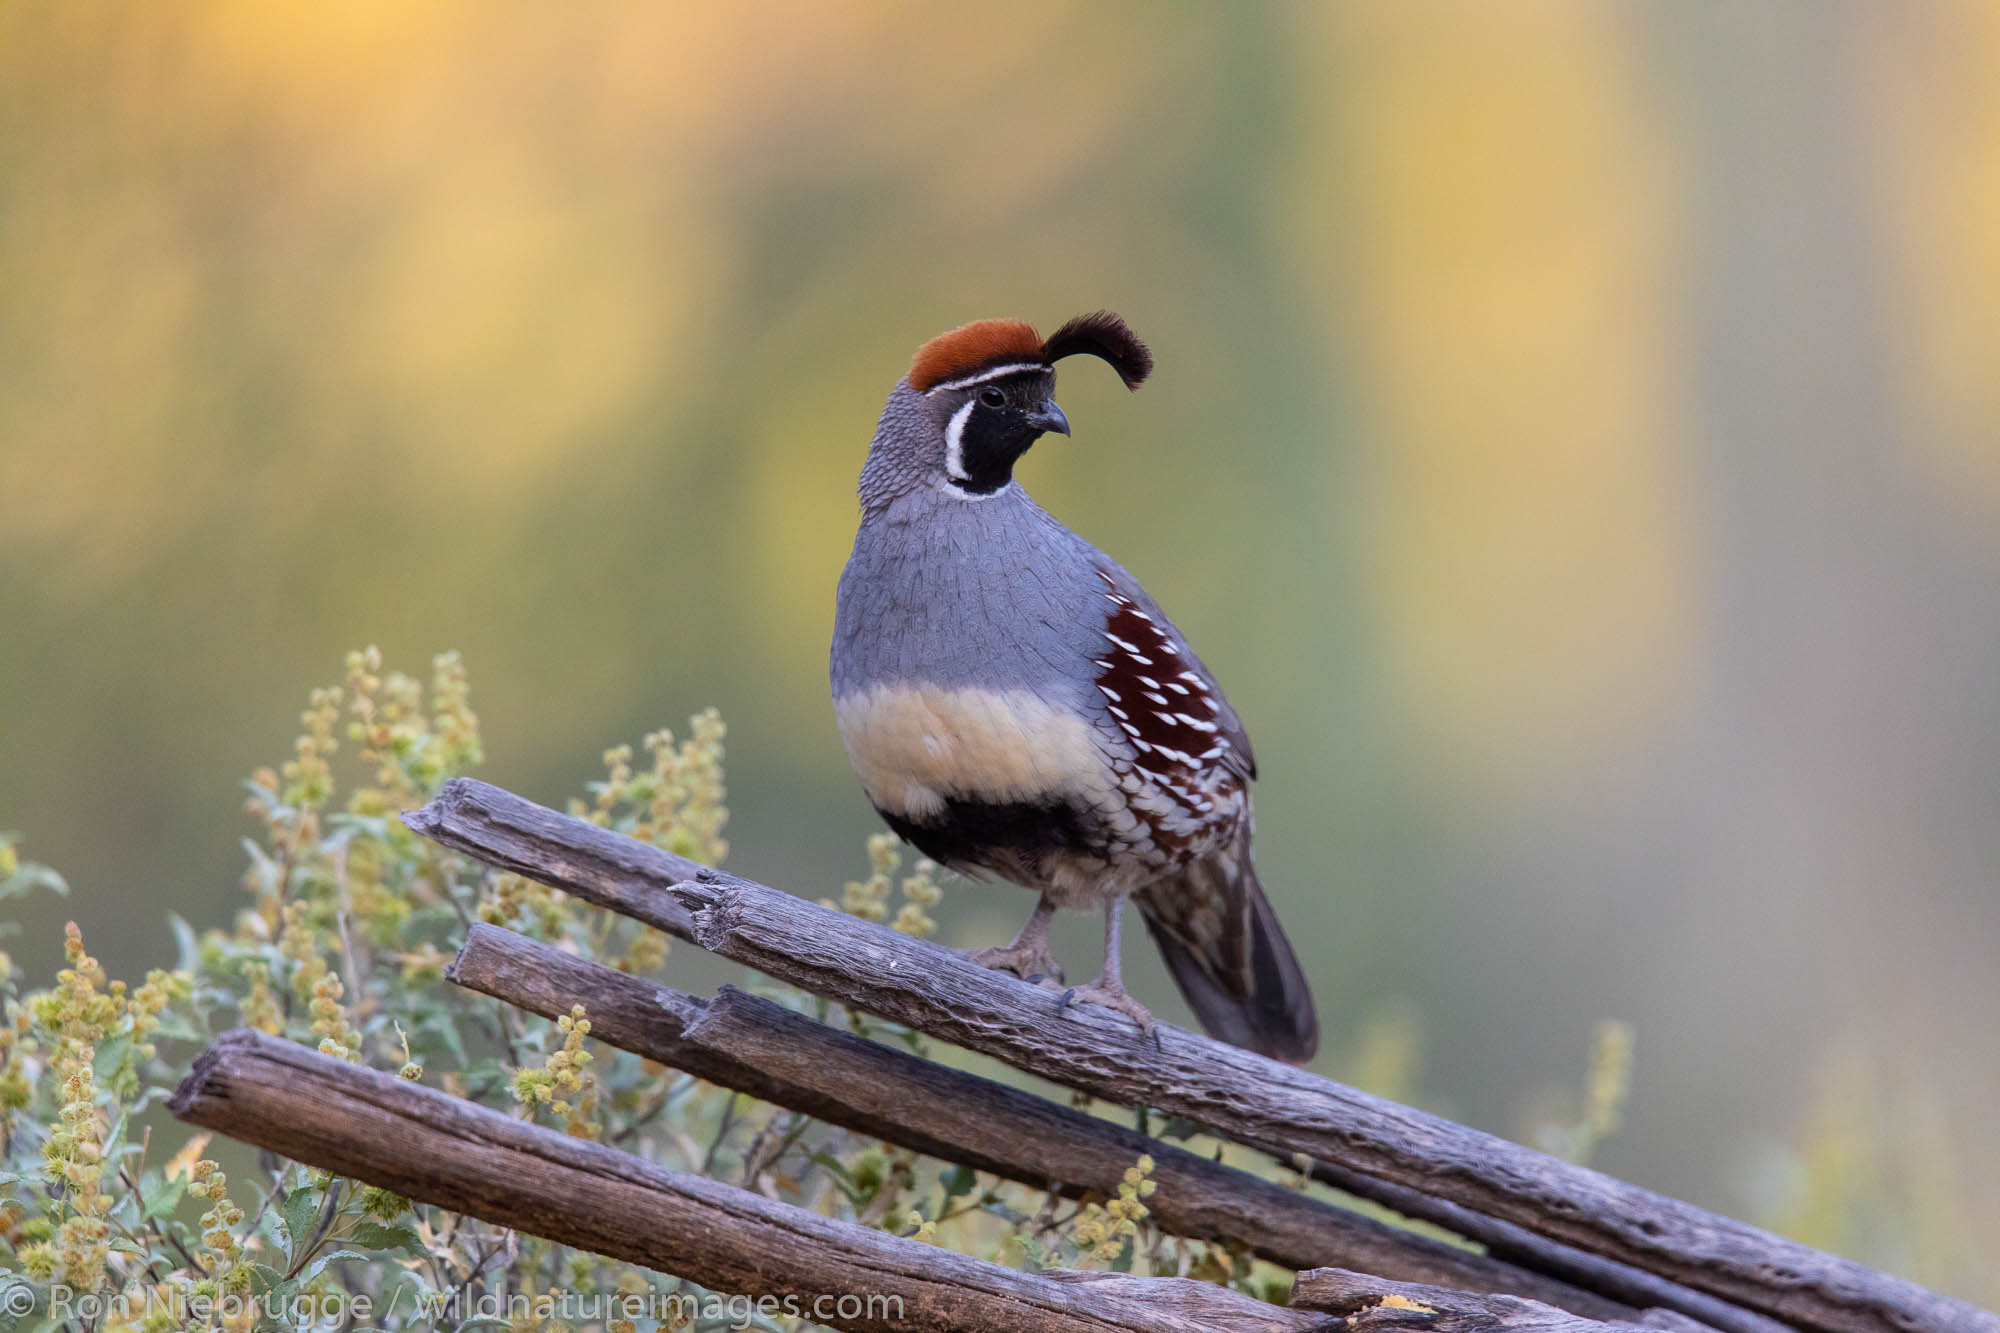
836, 397, 1103, 701
856, 382, 941, 516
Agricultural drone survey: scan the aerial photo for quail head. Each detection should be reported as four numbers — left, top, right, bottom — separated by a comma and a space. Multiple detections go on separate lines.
829, 313, 1318, 1062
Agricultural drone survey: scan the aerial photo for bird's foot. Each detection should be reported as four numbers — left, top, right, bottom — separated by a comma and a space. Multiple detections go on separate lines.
964, 941, 1066, 988
1060, 975, 1159, 1039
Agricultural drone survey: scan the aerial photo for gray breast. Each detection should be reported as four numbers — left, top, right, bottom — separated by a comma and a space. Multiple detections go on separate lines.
831, 484, 1139, 825
832, 484, 1104, 706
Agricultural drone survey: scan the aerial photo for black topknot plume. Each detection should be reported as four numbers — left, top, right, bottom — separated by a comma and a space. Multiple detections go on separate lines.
1039, 312, 1153, 390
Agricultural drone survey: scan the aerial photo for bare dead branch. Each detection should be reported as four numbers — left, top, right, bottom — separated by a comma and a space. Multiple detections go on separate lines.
404, 778, 1996, 1333
168, 1029, 1324, 1333
1292, 1266, 1664, 1331
1298, 1159, 1787, 1333
447, 921, 1642, 1321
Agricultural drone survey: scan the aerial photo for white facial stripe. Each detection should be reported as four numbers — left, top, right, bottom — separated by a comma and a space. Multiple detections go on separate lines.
937, 478, 1016, 502
926, 363, 1048, 393
942, 397, 977, 482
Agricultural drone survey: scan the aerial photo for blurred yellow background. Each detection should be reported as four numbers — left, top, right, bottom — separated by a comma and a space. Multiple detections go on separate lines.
3, 0, 1996, 1296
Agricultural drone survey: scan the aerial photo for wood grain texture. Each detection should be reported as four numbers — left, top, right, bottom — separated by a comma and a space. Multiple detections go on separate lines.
1292, 1267, 1661, 1332
424, 789, 1770, 1333
447, 922, 1640, 1321
1298, 1159, 1787, 1333
168, 1029, 1326, 1333
406, 782, 706, 942
406, 779, 1998, 1333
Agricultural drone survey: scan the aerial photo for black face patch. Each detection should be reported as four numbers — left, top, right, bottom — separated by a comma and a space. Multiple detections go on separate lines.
946, 370, 1058, 494
876, 794, 1103, 876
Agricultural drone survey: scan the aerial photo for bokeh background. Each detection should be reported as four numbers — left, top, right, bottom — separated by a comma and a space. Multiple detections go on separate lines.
3, 0, 1996, 1298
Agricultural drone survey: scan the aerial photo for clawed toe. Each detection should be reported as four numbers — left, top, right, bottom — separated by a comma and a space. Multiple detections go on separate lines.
1060, 976, 1158, 1038
964, 943, 1066, 986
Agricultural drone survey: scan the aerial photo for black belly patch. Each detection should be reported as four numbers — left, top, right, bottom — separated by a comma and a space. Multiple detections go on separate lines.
877, 795, 1104, 877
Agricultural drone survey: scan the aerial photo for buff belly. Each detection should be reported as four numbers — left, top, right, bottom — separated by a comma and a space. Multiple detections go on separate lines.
833, 682, 1144, 905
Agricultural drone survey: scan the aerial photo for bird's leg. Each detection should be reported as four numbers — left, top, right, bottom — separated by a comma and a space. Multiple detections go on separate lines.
1061, 898, 1158, 1036
966, 894, 1064, 985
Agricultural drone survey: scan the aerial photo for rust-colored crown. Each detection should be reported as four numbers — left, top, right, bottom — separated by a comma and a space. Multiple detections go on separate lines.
907, 312, 1153, 393
908, 320, 1044, 392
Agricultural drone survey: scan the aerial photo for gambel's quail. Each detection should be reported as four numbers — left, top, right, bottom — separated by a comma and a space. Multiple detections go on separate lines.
830, 313, 1318, 1062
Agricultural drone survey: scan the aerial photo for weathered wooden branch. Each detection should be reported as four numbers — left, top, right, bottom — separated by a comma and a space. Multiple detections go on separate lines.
448, 921, 1640, 1321
1292, 1267, 1666, 1332
406, 778, 1997, 1333
658, 872, 1986, 1333
1298, 1158, 1782, 1332
430, 816, 1776, 1328
168, 1029, 1326, 1333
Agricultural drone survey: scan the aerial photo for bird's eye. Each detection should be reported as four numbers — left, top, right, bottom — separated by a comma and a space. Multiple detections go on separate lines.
979, 387, 1006, 408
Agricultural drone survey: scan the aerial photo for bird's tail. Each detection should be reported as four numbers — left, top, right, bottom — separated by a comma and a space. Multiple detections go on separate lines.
1135, 834, 1319, 1063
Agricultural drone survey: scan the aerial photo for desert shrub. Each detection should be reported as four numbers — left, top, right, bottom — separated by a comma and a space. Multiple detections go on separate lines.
11, 649, 1974, 1330
0, 650, 1275, 1333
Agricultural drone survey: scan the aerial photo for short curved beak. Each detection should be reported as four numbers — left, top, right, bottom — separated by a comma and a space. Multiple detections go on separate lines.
1027, 402, 1071, 437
